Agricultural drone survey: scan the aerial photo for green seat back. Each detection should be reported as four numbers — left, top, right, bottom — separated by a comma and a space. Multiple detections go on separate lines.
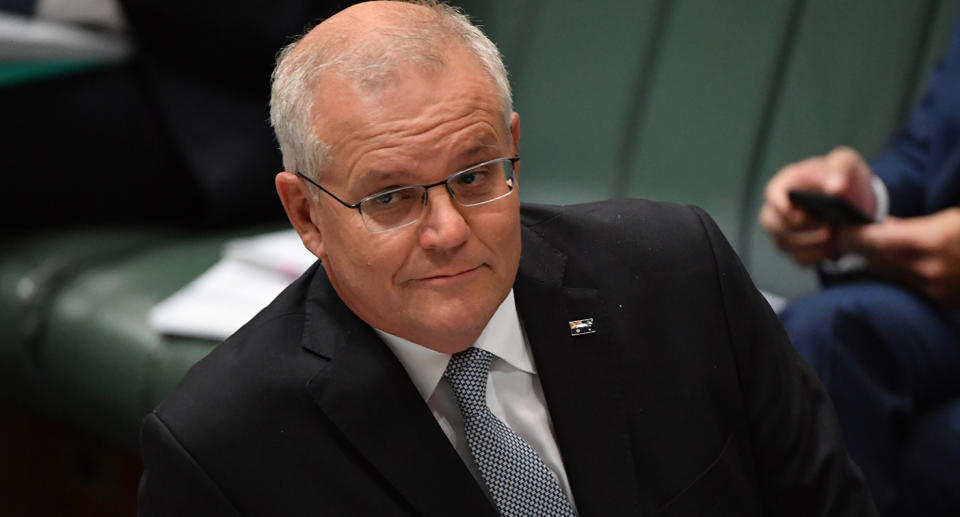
0, 61, 102, 87
466, 0, 958, 297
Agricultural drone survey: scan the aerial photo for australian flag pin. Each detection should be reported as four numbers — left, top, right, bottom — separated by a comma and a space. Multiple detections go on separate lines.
568, 318, 596, 336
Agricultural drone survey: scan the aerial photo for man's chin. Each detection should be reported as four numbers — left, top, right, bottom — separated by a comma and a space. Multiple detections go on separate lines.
399, 297, 500, 352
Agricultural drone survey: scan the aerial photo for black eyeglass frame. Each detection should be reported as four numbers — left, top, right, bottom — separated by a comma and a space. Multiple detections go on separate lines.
295, 156, 519, 231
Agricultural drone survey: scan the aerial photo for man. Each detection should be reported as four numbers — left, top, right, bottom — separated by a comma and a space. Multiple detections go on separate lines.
138, 1, 876, 515
759, 14, 960, 516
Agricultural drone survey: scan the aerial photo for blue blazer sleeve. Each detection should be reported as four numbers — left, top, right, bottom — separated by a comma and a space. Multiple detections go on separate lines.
870, 12, 960, 217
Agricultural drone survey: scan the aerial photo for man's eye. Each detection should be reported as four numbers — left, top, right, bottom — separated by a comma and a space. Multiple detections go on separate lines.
369, 188, 415, 208
456, 170, 487, 186
373, 192, 400, 206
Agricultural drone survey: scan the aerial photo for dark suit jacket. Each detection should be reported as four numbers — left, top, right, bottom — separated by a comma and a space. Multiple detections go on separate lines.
138, 200, 876, 516
871, 11, 960, 217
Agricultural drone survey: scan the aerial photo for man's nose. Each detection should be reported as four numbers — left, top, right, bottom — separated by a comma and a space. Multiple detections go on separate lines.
417, 186, 470, 250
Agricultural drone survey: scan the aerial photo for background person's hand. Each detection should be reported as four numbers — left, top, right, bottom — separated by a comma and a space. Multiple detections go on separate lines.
842, 207, 960, 307
759, 147, 876, 264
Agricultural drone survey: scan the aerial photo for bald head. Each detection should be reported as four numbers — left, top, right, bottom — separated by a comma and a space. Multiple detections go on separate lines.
296, 1, 446, 86
269, 1, 511, 180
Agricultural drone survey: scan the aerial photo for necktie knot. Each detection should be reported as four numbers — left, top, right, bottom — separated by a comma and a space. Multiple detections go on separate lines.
444, 347, 495, 417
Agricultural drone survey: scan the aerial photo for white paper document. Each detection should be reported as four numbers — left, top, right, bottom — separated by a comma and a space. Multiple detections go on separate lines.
0, 12, 130, 60
149, 230, 316, 341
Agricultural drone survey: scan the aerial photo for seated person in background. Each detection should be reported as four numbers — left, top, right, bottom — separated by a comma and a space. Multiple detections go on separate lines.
759, 13, 960, 517
1, 0, 350, 228
138, 1, 876, 515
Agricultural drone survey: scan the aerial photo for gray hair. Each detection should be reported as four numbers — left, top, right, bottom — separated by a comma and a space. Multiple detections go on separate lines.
269, 0, 512, 182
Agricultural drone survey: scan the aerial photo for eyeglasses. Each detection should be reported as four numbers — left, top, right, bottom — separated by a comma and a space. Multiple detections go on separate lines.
296, 156, 518, 234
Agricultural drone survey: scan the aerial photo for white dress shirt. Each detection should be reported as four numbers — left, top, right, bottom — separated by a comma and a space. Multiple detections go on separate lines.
376, 289, 577, 509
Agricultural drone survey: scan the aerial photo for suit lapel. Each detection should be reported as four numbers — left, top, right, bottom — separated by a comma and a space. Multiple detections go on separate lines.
515, 225, 644, 516
295, 223, 645, 516
301, 270, 496, 517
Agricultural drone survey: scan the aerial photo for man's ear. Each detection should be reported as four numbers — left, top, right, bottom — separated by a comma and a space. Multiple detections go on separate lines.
510, 112, 520, 158
275, 172, 326, 259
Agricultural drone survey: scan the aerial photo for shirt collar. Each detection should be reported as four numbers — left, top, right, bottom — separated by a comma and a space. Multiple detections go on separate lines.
376, 289, 534, 401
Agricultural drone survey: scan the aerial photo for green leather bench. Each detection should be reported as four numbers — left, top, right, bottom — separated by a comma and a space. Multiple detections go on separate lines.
3, 0, 957, 474
0, 61, 104, 87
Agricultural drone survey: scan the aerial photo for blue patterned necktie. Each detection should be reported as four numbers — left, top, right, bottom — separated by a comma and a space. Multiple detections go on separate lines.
444, 347, 577, 517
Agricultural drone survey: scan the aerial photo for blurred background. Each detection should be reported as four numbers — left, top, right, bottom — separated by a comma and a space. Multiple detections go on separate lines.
1, 0, 956, 515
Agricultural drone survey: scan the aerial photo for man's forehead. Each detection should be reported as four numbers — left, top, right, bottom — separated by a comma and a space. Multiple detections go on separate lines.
362, 134, 502, 173
332, 125, 505, 189
310, 48, 499, 140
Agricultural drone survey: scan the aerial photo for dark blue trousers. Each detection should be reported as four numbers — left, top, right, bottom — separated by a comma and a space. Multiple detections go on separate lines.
781, 281, 960, 517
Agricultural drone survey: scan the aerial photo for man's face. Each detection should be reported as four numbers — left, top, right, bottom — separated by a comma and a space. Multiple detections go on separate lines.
305, 48, 522, 353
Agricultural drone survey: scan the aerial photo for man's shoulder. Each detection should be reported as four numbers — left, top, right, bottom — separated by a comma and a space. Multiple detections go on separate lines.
522, 198, 704, 227
153, 262, 325, 427
520, 198, 717, 252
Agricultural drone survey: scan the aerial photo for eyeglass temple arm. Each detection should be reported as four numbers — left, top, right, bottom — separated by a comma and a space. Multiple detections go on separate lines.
295, 172, 361, 209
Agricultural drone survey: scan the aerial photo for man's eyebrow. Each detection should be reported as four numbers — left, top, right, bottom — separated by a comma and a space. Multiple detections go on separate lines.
355, 169, 409, 193
457, 140, 501, 162
352, 139, 504, 192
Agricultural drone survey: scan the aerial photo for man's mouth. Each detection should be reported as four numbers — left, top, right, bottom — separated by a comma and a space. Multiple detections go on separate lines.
417, 265, 483, 283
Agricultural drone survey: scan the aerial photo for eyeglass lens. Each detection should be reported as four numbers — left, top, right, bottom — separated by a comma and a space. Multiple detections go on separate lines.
360, 158, 515, 233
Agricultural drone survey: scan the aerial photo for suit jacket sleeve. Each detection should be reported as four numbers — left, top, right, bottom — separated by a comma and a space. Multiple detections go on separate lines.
869, 13, 960, 216
138, 412, 240, 517
693, 206, 877, 516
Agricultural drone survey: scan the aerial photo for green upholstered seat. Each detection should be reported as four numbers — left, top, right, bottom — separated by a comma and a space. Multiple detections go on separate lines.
0, 61, 102, 87
1, 229, 170, 393
18, 227, 279, 448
